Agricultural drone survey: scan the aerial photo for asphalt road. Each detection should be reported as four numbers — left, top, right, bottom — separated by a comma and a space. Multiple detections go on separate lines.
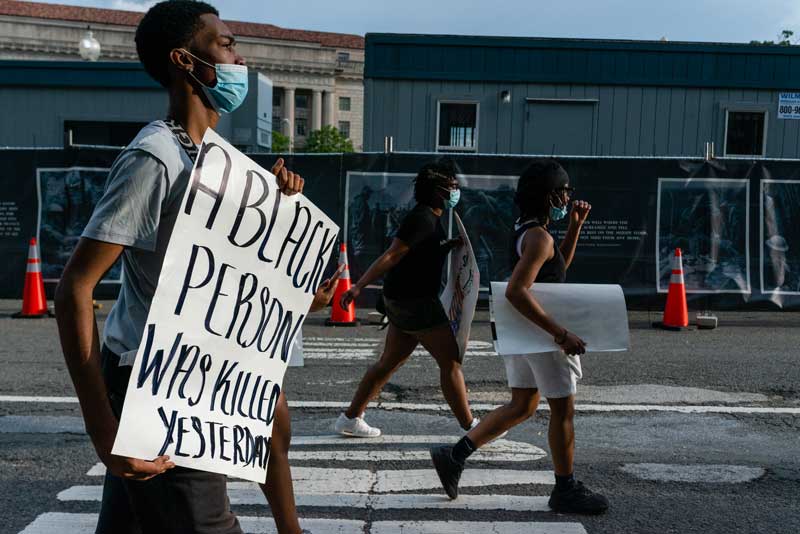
1, 300, 799, 534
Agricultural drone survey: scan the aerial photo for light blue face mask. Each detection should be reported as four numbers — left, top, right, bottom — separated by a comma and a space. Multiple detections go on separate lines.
549, 204, 568, 222
184, 50, 248, 114
445, 189, 461, 209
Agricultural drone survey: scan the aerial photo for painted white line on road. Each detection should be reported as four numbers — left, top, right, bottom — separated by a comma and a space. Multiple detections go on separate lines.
72, 467, 546, 500
239, 517, 364, 534
61, 475, 374, 502
302, 350, 498, 360
291, 435, 546, 457
370, 521, 586, 534
305, 348, 376, 354
85, 435, 544, 478
0, 415, 84, 434
373, 469, 552, 493
304, 337, 379, 343
59, 482, 549, 512
621, 463, 766, 483
289, 449, 540, 462
18, 512, 96, 534
0, 395, 77, 404
291, 467, 375, 493
4, 395, 798, 414
86, 463, 105, 476
18, 513, 365, 534
368, 494, 550, 511
303, 337, 494, 350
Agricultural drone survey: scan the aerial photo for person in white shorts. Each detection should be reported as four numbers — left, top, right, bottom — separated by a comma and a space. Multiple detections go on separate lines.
430, 158, 609, 515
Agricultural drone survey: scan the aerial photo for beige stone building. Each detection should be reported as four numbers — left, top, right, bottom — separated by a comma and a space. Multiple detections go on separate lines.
0, 0, 364, 150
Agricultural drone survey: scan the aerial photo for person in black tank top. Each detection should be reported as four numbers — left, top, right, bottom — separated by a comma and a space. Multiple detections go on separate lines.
334, 162, 478, 439
431, 159, 609, 516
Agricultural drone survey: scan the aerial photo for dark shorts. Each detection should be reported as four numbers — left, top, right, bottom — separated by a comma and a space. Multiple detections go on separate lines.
96, 347, 243, 534
383, 295, 449, 334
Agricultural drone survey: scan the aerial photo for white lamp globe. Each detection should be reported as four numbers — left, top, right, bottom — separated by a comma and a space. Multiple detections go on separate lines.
78, 27, 101, 61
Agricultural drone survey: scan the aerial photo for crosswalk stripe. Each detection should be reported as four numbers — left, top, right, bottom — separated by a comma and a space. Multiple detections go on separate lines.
18, 513, 365, 534
56, 485, 553, 512
370, 521, 587, 534
5, 396, 791, 414
374, 469, 551, 493
301, 350, 498, 360
288, 449, 541, 462
84, 436, 545, 478
65, 469, 551, 501
19, 514, 588, 534
302, 337, 494, 350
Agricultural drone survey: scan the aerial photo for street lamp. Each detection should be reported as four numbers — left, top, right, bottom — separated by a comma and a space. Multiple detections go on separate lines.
281, 118, 293, 153
78, 26, 101, 61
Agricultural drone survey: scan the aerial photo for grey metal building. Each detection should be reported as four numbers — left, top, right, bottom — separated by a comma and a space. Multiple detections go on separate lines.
0, 60, 273, 151
364, 34, 800, 158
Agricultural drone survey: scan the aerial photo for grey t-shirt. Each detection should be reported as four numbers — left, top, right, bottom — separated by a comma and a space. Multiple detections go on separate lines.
82, 120, 194, 366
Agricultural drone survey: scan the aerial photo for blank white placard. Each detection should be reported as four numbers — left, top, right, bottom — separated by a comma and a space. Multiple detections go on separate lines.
491, 282, 630, 355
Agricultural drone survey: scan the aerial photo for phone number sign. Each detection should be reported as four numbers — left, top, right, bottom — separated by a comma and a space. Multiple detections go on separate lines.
778, 93, 800, 119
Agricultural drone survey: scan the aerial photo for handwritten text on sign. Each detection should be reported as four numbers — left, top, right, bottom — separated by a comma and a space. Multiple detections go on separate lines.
440, 212, 479, 362
112, 129, 339, 482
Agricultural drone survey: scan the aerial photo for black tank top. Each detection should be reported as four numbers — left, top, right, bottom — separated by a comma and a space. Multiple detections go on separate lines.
510, 219, 566, 283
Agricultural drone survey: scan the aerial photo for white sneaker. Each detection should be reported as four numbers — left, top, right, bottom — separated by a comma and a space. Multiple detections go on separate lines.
335, 413, 382, 438
467, 417, 508, 441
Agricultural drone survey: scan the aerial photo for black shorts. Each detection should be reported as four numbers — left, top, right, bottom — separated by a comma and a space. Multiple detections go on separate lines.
96, 347, 243, 534
382, 295, 449, 334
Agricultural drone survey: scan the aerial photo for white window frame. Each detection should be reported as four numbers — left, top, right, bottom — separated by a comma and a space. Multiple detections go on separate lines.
436, 100, 480, 152
339, 96, 351, 112
723, 108, 768, 158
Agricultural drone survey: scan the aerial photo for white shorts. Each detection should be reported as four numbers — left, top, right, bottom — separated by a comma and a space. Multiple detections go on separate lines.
502, 351, 582, 398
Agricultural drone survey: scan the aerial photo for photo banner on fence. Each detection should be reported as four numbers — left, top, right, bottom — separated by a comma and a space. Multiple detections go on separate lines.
111, 129, 340, 482
440, 212, 480, 362
4, 147, 800, 309
490, 282, 630, 355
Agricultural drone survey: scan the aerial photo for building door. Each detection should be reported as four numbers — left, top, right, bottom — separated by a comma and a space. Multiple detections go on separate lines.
523, 100, 595, 156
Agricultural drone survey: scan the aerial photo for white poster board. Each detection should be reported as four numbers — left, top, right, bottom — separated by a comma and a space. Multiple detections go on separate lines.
778, 92, 800, 119
440, 213, 480, 361
491, 282, 629, 355
112, 129, 339, 483
288, 333, 304, 367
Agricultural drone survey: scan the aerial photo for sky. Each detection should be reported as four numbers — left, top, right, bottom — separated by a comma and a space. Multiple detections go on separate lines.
29, 0, 800, 44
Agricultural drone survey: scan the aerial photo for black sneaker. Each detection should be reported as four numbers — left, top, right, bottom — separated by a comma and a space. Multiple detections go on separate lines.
548, 480, 609, 515
430, 445, 464, 500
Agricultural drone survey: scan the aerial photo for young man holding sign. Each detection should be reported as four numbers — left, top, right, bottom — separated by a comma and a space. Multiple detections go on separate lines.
430, 159, 609, 515
55, 2, 338, 533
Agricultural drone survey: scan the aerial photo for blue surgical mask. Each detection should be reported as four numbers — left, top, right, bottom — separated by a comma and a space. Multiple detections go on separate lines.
445, 189, 461, 209
550, 204, 568, 222
184, 50, 248, 114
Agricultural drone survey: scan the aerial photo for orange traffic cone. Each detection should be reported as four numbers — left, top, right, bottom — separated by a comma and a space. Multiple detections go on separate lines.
13, 237, 51, 319
326, 243, 359, 326
658, 248, 689, 330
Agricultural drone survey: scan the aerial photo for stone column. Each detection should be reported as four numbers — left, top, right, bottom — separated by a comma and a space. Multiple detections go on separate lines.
323, 90, 336, 127
311, 89, 323, 131
284, 87, 295, 150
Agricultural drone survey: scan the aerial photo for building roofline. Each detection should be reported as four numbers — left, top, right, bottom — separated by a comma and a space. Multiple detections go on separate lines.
365, 32, 800, 90
0, 0, 365, 50
366, 32, 800, 55
0, 59, 160, 88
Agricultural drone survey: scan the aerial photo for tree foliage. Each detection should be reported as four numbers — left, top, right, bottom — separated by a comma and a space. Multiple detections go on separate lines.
271, 130, 290, 153
750, 30, 795, 46
303, 125, 354, 153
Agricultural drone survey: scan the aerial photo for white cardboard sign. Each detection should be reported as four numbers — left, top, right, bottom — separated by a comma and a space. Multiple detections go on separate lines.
491, 282, 629, 355
112, 129, 339, 482
440, 213, 480, 361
